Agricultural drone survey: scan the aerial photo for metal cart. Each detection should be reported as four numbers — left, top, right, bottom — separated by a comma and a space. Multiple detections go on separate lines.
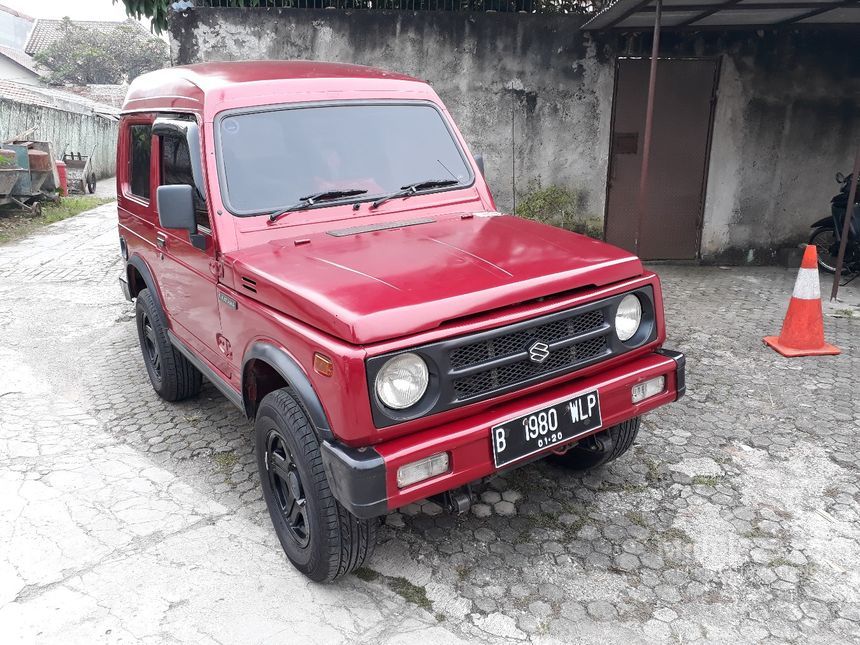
63, 146, 97, 194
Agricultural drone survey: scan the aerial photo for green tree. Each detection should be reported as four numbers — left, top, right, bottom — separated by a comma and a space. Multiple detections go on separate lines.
34, 18, 168, 85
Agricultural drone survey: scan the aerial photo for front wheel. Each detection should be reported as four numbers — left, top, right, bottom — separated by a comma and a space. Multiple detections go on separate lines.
809, 227, 838, 274
550, 417, 641, 472
255, 389, 376, 582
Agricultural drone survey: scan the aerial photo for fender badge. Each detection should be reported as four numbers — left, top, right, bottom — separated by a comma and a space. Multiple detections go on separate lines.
218, 292, 238, 310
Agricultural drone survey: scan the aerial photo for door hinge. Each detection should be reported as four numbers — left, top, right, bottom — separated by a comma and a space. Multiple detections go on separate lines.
209, 260, 224, 278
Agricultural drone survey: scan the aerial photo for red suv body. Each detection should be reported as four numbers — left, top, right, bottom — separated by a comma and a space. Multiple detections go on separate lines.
117, 61, 684, 581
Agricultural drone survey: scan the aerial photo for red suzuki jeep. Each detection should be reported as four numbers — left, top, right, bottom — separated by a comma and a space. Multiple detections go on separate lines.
117, 61, 685, 582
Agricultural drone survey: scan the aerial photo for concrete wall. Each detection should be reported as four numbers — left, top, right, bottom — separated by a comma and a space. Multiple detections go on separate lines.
0, 99, 118, 178
170, 9, 614, 221
170, 9, 859, 263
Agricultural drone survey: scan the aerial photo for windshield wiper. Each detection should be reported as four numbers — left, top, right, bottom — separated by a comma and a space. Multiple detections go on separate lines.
370, 179, 460, 210
267, 189, 368, 223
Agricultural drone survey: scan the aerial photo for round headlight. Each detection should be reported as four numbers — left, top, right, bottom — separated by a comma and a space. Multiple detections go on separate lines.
375, 353, 429, 410
615, 294, 642, 342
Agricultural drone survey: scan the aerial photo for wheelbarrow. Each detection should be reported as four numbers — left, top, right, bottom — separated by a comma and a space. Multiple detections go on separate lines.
63, 146, 97, 194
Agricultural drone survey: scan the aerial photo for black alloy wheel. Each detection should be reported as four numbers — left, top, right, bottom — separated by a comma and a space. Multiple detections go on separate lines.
255, 388, 376, 582
265, 429, 310, 548
141, 310, 162, 382
133, 288, 202, 402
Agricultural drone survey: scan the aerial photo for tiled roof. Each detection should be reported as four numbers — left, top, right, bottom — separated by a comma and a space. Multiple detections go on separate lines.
62, 84, 129, 110
0, 45, 39, 75
24, 18, 149, 56
0, 79, 119, 117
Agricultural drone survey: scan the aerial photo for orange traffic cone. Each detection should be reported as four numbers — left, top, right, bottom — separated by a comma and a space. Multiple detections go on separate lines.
764, 245, 840, 357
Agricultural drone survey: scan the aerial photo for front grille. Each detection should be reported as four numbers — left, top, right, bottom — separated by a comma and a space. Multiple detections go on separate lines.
450, 309, 604, 370
365, 286, 656, 428
449, 309, 611, 401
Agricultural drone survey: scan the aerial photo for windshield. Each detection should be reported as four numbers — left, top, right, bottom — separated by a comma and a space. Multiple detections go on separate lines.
217, 103, 474, 215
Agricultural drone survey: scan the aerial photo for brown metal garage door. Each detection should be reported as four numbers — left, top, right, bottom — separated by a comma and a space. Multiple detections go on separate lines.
605, 58, 719, 260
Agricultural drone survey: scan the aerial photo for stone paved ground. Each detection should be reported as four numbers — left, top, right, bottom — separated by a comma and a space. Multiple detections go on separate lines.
1, 203, 859, 644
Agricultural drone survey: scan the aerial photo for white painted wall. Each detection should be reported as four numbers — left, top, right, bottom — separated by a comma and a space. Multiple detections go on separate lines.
0, 57, 40, 86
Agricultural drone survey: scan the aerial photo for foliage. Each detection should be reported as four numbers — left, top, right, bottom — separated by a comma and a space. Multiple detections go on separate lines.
34, 18, 168, 85
118, 0, 172, 34
118, 0, 611, 34
515, 182, 601, 238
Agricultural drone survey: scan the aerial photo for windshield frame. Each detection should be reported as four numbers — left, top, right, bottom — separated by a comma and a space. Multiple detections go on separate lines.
213, 99, 476, 218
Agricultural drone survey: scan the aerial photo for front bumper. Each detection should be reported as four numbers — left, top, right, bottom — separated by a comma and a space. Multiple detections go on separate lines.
321, 348, 686, 519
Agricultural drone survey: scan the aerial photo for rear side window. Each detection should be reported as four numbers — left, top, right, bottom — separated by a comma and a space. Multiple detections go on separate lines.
129, 125, 151, 199
160, 134, 209, 230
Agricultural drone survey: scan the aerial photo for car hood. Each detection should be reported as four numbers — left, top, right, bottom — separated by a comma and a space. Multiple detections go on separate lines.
227, 214, 643, 344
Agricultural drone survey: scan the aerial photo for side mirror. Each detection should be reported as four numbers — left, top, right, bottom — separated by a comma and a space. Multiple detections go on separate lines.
474, 153, 485, 177
157, 184, 206, 250
836, 171, 845, 184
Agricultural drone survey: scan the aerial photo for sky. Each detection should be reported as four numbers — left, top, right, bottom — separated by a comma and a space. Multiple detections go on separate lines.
2, 0, 151, 27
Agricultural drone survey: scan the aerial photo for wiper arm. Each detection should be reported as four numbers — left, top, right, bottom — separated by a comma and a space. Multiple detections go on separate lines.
370, 179, 460, 210
268, 189, 368, 223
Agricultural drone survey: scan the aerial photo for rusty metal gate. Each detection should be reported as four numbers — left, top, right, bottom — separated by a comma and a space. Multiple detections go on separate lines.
605, 58, 719, 260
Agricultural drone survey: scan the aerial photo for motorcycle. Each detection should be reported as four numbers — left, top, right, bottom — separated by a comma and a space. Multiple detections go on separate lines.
809, 171, 860, 274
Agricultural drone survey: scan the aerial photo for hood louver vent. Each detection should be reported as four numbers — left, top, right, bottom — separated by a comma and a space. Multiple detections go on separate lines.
241, 276, 257, 293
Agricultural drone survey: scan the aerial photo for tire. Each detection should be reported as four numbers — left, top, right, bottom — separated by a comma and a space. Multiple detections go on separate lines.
550, 417, 641, 472
255, 389, 376, 583
809, 227, 838, 274
134, 288, 202, 402
86, 174, 96, 194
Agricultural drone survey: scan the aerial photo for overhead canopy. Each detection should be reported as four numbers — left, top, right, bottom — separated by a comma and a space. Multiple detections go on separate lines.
582, 0, 860, 31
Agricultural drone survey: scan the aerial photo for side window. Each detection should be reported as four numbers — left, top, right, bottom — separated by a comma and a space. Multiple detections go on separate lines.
129, 125, 151, 199
160, 134, 209, 231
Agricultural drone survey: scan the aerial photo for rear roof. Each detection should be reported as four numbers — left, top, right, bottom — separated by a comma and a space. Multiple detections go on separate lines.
122, 60, 429, 115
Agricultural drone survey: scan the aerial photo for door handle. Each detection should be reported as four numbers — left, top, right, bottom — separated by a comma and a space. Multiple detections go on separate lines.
156, 233, 167, 249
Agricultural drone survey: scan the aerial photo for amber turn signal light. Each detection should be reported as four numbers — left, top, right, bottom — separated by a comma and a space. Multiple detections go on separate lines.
313, 352, 334, 377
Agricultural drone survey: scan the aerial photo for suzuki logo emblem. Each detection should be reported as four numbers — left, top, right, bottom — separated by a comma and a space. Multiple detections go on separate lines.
528, 341, 550, 364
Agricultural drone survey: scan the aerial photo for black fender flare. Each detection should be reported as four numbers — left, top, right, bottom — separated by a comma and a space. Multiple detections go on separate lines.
242, 342, 334, 441
810, 217, 833, 230
127, 254, 166, 321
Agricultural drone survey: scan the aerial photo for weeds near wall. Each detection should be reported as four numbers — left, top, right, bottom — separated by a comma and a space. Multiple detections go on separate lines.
515, 183, 602, 239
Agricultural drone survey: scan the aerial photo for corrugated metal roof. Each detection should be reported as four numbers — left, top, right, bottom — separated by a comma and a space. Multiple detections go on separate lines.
24, 18, 150, 56
0, 79, 119, 117
582, 0, 860, 30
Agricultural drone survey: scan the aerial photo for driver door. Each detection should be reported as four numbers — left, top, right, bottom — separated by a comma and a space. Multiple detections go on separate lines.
153, 128, 229, 378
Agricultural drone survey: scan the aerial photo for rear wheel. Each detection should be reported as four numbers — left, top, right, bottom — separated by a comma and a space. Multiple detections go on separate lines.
255, 389, 376, 582
550, 417, 641, 472
810, 227, 838, 274
134, 288, 202, 401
